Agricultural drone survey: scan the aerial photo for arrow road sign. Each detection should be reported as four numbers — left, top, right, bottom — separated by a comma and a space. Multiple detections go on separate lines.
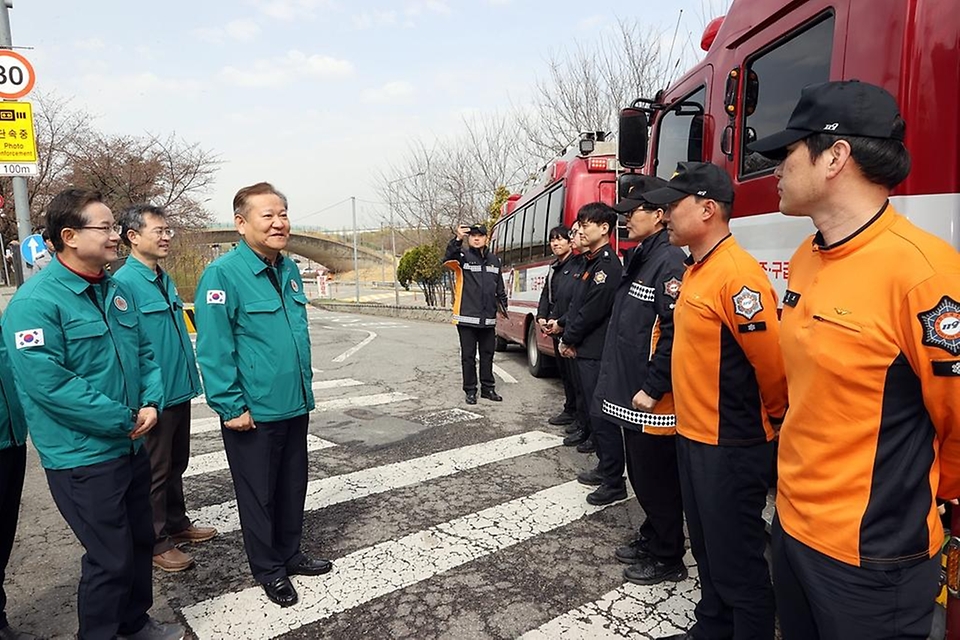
21, 233, 42, 265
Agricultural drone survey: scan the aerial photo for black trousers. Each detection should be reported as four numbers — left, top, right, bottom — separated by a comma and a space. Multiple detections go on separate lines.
677, 436, 775, 640
46, 449, 154, 640
624, 429, 685, 564
772, 517, 939, 640
593, 418, 626, 487
145, 401, 192, 555
457, 325, 496, 393
552, 338, 577, 415
575, 357, 601, 439
0, 445, 26, 631
222, 413, 309, 584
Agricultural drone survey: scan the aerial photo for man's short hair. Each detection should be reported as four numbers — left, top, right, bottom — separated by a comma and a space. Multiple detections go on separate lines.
576, 202, 618, 230
118, 204, 167, 247
46, 189, 103, 253
548, 224, 571, 241
803, 118, 911, 189
692, 195, 734, 222
233, 182, 288, 217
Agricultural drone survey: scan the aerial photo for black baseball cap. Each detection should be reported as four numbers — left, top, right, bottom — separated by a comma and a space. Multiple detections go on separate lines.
467, 224, 487, 236
643, 162, 735, 206
749, 80, 904, 160
612, 175, 669, 213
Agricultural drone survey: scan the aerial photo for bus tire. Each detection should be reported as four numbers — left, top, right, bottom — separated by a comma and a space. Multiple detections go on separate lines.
526, 321, 554, 378
495, 334, 508, 352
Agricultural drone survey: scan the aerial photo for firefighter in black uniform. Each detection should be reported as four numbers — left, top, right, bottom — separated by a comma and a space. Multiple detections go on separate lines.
536, 224, 580, 427
557, 203, 622, 499
591, 176, 689, 584
443, 224, 508, 404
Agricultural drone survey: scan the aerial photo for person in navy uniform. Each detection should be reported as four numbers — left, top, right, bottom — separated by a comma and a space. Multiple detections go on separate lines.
443, 223, 508, 404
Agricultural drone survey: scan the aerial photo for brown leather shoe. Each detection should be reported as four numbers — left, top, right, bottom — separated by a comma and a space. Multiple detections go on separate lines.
170, 524, 218, 544
153, 547, 194, 572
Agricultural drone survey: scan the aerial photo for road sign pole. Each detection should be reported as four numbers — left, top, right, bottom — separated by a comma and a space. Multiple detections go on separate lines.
352, 196, 359, 303
0, 2, 34, 283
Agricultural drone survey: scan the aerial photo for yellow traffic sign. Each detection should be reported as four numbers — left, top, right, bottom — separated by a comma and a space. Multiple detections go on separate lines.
0, 101, 36, 168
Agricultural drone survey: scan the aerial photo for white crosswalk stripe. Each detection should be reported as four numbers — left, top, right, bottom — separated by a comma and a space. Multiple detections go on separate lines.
191, 379, 363, 406
182, 434, 336, 478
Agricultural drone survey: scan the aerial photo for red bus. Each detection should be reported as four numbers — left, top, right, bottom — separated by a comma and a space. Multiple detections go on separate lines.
490, 134, 619, 377
615, 0, 960, 634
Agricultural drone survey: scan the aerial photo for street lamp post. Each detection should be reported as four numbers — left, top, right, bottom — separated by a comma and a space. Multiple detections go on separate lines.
386, 171, 424, 306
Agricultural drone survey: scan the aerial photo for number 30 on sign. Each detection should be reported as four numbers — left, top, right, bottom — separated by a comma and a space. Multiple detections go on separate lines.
0, 50, 35, 100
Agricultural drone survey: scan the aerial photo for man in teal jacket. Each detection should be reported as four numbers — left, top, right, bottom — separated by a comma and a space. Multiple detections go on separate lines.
0, 331, 35, 640
195, 182, 331, 609
2, 189, 183, 640
115, 204, 217, 574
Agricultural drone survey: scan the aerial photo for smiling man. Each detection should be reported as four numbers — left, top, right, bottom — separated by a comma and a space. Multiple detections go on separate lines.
195, 182, 331, 609
114, 204, 216, 574
1, 189, 181, 640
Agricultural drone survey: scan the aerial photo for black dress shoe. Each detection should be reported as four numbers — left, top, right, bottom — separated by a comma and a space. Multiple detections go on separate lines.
562, 429, 587, 446
576, 437, 596, 454
287, 556, 333, 576
623, 557, 688, 585
576, 467, 603, 486
615, 536, 651, 564
586, 483, 627, 505
480, 389, 502, 401
465, 392, 477, 405
262, 576, 298, 607
564, 421, 582, 434
548, 411, 575, 426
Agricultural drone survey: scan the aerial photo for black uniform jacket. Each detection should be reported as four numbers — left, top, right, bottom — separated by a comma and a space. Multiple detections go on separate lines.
444, 238, 508, 327
593, 229, 687, 432
559, 244, 622, 360
535, 252, 583, 321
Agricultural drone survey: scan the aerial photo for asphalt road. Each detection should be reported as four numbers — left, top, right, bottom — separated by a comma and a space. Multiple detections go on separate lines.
5, 307, 699, 639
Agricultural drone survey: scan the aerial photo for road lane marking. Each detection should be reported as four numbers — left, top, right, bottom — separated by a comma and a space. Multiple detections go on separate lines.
474, 354, 519, 384
185, 431, 563, 536
519, 561, 698, 639
182, 478, 625, 639
333, 330, 376, 362
191, 392, 417, 435
191, 379, 362, 406
183, 434, 335, 479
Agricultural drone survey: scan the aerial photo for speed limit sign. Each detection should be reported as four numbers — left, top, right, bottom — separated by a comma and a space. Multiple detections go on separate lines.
0, 51, 35, 100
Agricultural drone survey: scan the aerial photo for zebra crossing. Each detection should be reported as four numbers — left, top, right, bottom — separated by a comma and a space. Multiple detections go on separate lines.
175, 369, 699, 639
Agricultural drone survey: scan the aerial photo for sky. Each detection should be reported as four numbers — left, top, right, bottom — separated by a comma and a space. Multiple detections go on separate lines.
12, 0, 725, 230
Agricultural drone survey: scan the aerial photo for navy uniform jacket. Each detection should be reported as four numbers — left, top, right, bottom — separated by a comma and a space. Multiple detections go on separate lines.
560, 245, 622, 360
593, 229, 687, 432
536, 252, 582, 322
443, 238, 508, 327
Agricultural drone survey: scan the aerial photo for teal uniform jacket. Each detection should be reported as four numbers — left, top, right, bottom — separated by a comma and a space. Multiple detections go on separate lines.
194, 240, 314, 423
0, 328, 27, 451
114, 255, 202, 406
1, 257, 165, 470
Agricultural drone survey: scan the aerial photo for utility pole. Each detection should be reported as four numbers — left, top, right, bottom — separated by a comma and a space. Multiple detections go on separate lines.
0, 2, 33, 283
379, 222, 385, 283
351, 196, 359, 303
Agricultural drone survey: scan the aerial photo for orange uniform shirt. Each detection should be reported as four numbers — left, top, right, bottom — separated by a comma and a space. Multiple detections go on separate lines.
777, 204, 960, 569
672, 235, 788, 446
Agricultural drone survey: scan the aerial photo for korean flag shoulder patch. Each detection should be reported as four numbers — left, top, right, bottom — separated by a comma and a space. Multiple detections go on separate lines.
15, 329, 44, 349
732, 285, 763, 320
206, 290, 226, 305
918, 295, 960, 356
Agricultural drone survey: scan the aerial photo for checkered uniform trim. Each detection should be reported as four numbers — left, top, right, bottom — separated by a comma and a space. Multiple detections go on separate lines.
602, 399, 677, 427
628, 282, 656, 303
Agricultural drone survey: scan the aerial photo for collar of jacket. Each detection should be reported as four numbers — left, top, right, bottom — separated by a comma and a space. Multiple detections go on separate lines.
47, 255, 114, 295
466, 245, 489, 262
551, 252, 574, 269
237, 240, 285, 275
122, 253, 164, 283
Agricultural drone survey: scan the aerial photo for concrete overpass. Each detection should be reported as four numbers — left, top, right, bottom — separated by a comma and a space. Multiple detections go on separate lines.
187, 229, 387, 273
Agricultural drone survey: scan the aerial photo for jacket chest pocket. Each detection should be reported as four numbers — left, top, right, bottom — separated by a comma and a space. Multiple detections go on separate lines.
63, 320, 110, 369
238, 298, 282, 335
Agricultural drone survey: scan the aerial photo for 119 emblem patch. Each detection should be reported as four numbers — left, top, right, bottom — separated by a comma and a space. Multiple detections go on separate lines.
918, 296, 960, 356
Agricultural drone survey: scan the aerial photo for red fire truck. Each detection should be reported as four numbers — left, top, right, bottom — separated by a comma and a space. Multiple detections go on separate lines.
614, 0, 959, 635
490, 134, 619, 376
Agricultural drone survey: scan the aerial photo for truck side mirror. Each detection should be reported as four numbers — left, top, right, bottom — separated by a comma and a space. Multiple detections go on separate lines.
618, 107, 649, 169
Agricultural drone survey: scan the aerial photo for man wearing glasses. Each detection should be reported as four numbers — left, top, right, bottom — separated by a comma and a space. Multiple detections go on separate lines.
2, 189, 184, 640
115, 204, 217, 574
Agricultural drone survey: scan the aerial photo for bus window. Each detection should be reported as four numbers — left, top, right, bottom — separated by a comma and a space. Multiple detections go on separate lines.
525, 196, 550, 261
548, 185, 564, 227
740, 14, 835, 177
500, 217, 514, 266
654, 86, 706, 179
506, 210, 524, 265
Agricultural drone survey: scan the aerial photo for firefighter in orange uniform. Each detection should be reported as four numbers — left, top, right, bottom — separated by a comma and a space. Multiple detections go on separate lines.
750, 81, 960, 639
643, 162, 787, 640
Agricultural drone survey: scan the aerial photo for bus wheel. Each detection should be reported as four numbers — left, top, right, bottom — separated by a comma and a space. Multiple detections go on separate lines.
526, 321, 553, 378
495, 334, 508, 352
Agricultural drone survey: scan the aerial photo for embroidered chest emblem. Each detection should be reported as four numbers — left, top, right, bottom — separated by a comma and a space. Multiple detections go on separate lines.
114, 296, 128, 312
918, 296, 960, 356
594, 270, 607, 285
291, 280, 299, 292
663, 277, 682, 300
732, 286, 763, 320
